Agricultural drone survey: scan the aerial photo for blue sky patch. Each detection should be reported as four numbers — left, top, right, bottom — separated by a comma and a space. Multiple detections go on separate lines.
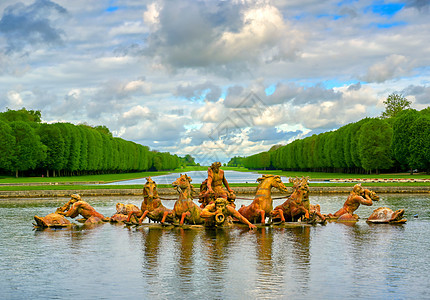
368, 2, 405, 17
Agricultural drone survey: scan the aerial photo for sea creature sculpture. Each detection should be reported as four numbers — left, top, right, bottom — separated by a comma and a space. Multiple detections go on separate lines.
366, 207, 407, 224
33, 213, 72, 228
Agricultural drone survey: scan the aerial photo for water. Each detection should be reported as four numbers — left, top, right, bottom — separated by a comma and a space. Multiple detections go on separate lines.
1, 194, 430, 299
102, 170, 329, 185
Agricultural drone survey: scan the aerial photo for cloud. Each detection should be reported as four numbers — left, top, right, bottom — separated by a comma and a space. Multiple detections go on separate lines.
402, 84, 430, 106
0, 0, 67, 53
363, 54, 413, 83
176, 81, 222, 102
119, 105, 154, 127
143, 0, 304, 74
248, 127, 302, 143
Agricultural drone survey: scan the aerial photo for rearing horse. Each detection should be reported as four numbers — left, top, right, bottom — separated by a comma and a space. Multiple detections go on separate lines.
172, 174, 204, 225
270, 176, 310, 222
127, 177, 173, 224
238, 175, 289, 224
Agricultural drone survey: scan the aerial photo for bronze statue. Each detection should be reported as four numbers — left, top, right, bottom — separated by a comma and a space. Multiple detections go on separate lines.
367, 207, 407, 224
325, 184, 378, 221
238, 175, 289, 224
33, 213, 72, 228
207, 162, 236, 207
270, 176, 310, 222
110, 203, 140, 223
172, 174, 204, 225
200, 198, 256, 230
57, 194, 109, 224
126, 177, 174, 224
198, 179, 213, 208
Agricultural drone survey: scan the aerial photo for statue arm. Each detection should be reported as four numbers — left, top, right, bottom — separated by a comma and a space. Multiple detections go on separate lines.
222, 176, 234, 193
56, 200, 73, 214
62, 202, 81, 218
359, 194, 373, 206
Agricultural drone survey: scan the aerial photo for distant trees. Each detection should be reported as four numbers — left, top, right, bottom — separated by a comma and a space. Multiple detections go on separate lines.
0, 108, 180, 177
358, 118, 393, 174
408, 115, 430, 172
242, 106, 430, 174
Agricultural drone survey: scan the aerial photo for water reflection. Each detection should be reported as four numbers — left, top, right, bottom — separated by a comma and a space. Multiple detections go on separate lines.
2, 194, 430, 299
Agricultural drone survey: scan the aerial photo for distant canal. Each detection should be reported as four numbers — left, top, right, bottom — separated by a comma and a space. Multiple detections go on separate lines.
102, 170, 328, 185
1, 194, 429, 299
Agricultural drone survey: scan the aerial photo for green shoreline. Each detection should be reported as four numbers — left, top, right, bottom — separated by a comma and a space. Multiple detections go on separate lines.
1, 185, 429, 199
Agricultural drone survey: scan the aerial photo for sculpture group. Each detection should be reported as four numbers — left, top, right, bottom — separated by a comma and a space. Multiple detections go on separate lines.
33, 162, 407, 229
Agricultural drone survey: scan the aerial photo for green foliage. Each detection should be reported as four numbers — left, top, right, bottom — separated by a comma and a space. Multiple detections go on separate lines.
38, 123, 65, 176
391, 109, 419, 170
227, 156, 245, 167
0, 108, 42, 123
0, 108, 179, 177
9, 121, 46, 177
0, 120, 15, 171
358, 118, 393, 173
180, 154, 197, 166
408, 115, 430, 172
242, 106, 430, 174
381, 93, 412, 119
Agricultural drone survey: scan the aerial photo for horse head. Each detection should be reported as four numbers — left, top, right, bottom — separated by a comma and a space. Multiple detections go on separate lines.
143, 177, 158, 200
256, 174, 289, 193
172, 174, 196, 198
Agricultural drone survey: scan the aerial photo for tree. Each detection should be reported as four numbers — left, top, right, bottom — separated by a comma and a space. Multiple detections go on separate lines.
0, 120, 15, 171
408, 115, 430, 173
0, 108, 42, 123
358, 118, 393, 174
38, 123, 65, 177
381, 93, 412, 119
10, 121, 46, 177
391, 109, 419, 172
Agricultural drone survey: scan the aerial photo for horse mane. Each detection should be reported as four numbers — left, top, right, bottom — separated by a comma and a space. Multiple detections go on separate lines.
184, 174, 198, 198
255, 174, 277, 193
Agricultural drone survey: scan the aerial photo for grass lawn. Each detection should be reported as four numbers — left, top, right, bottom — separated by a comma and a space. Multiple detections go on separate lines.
0, 166, 429, 191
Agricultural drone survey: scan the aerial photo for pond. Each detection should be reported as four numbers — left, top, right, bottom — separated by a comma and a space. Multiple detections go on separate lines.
103, 170, 329, 185
1, 194, 429, 299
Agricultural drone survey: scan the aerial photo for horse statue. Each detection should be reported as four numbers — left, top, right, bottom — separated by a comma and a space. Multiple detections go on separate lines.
127, 177, 174, 224
238, 174, 289, 224
172, 174, 204, 225
270, 176, 310, 222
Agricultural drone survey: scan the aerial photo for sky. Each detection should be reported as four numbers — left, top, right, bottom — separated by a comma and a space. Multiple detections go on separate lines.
0, 0, 429, 165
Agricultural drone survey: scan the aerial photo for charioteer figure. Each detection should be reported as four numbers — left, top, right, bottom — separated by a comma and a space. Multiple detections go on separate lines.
206, 162, 236, 208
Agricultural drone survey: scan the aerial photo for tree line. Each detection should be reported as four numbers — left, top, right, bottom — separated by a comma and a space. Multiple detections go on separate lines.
241, 96, 430, 174
0, 108, 181, 177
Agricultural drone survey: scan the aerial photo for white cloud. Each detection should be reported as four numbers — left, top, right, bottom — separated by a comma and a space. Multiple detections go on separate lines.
364, 54, 412, 83
1, 0, 429, 163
